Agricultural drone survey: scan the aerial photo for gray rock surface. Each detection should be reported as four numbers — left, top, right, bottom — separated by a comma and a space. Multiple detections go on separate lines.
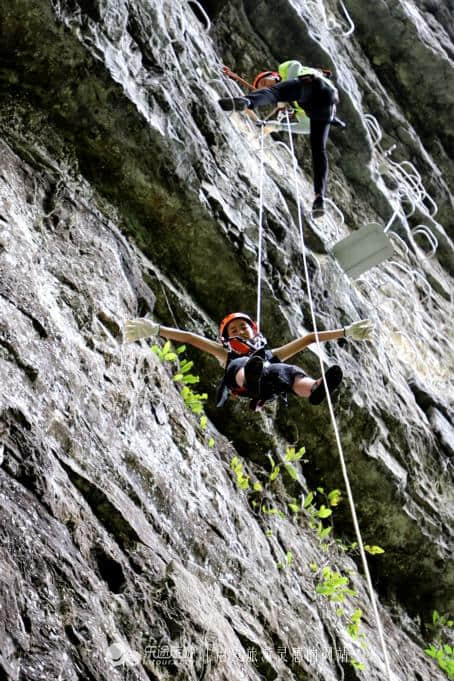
0, 1, 452, 680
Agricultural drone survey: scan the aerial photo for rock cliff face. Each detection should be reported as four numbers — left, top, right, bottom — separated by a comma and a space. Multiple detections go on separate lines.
0, 1, 452, 680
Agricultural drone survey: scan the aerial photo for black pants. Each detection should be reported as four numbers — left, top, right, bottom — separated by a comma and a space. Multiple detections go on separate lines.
247, 78, 336, 197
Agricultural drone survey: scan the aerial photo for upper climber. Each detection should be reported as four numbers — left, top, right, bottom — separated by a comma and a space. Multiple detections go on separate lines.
219, 60, 345, 219
124, 313, 372, 411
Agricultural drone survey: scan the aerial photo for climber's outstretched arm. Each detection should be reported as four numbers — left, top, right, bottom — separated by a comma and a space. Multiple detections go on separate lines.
272, 329, 344, 361
272, 320, 374, 362
124, 319, 227, 364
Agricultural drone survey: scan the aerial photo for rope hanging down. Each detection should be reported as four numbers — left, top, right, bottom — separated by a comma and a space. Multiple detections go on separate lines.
283, 110, 396, 681
256, 125, 265, 333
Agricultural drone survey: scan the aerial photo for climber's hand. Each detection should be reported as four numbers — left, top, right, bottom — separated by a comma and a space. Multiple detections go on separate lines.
344, 319, 374, 341
124, 318, 160, 342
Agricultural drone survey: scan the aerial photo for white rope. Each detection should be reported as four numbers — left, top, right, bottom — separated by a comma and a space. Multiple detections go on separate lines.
284, 111, 396, 681
256, 126, 265, 332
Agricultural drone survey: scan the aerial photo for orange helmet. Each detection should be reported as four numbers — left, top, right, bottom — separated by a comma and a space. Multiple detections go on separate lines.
252, 71, 281, 89
219, 312, 258, 355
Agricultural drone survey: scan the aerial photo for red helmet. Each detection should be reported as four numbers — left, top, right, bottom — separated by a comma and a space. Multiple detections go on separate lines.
252, 70, 281, 89
219, 312, 258, 355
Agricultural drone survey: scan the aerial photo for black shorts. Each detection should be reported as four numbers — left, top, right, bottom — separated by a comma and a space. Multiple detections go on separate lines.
224, 357, 306, 400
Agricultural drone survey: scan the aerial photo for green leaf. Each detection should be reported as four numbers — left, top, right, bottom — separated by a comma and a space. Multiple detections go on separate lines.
208, 438, 215, 447
317, 505, 332, 518
296, 446, 305, 460
365, 545, 385, 555
347, 623, 359, 639
173, 372, 183, 382
231, 457, 242, 472
284, 447, 295, 461
327, 489, 342, 506
424, 646, 437, 658
253, 481, 263, 492
350, 659, 365, 671
303, 491, 314, 508
288, 503, 300, 513
199, 415, 207, 429
433, 610, 440, 624
286, 551, 293, 565
182, 374, 199, 384
318, 526, 332, 539
284, 446, 305, 462
269, 465, 281, 481
317, 487, 324, 493
351, 608, 363, 623
265, 529, 273, 537
285, 463, 298, 480
179, 359, 194, 372
176, 345, 186, 354
309, 563, 318, 572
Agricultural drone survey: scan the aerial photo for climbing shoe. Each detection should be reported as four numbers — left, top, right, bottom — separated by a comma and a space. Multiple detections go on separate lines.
311, 195, 325, 219
218, 97, 250, 112
244, 355, 264, 398
332, 116, 347, 129
309, 365, 343, 405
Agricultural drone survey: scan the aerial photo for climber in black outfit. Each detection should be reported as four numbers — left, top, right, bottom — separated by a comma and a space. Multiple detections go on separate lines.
219, 61, 344, 219
124, 313, 373, 411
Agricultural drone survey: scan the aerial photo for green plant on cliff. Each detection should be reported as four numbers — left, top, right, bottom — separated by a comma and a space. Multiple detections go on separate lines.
315, 566, 357, 602
229, 447, 379, 675
277, 551, 293, 570
230, 457, 250, 490
314, 566, 367, 670
152, 341, 210, 438
152, 339, 178, 362
267, 446, 306, 484
424, 611, 454, 679
302, 486, 343, 546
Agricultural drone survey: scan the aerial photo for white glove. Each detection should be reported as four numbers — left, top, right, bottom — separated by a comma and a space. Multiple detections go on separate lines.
124, 318, 160, 342
344, 319, 373, 341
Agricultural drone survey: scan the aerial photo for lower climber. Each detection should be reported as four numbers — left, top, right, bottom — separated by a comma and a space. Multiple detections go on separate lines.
219, 60, 345, 219
124, 313, 373, 410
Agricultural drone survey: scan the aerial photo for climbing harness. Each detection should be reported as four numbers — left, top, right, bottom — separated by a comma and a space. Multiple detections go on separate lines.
216, 334, 270, 409
283, 109, 396, 681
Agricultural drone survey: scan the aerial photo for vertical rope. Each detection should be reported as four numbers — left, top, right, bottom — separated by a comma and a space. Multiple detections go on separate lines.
284, 111, 396, 681
256, 125, 265, 332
